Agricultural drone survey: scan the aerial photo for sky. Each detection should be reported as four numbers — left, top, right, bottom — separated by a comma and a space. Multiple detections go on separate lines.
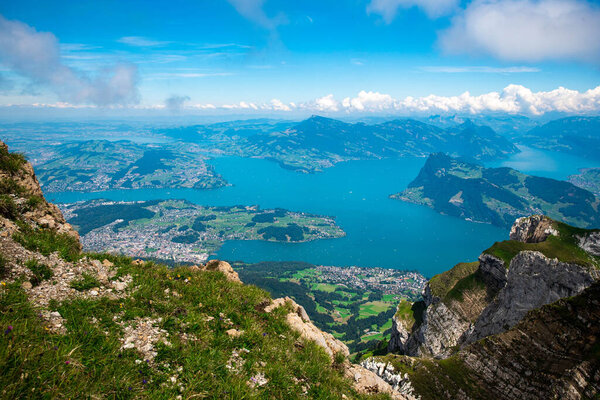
0, 0, 599, 117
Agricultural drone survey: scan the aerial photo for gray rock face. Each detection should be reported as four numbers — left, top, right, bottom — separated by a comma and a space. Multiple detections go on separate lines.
478, 253, 507, 291
390, 242, 598, 359
360, 358, 420, 400
406, 300, 469, 358
387, 314, 411, 354
579, 231, 600, 256
465, 250, 598, 344
509, 215, 558, 243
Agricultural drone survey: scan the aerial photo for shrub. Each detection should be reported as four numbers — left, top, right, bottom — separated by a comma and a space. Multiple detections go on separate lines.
0, 254, 8, 279
26, 195, 43, 210
0, 178, 25, 195
70, 272, 101, 291
0, 194, 19, 220
25, 259, 53, 287
13, 226, 81, 262
0, 146, 26, 174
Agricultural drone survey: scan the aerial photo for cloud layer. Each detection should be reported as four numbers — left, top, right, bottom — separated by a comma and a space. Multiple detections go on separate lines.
184, 84, 600, 115
439, 0, 600, 63
19, 84, 600, 115
0, 14, 139, 106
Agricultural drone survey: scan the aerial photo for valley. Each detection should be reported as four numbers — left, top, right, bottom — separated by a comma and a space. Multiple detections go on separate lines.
234, 261, 427, 352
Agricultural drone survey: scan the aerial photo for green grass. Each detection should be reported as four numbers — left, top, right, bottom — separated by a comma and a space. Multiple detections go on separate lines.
428, 262, 480, 299
70, 272, 101, 291
0, 194, 19, 220
26, 195, 44, 210
13, 226, 81, 262
0, 254, 8, 279
394, 300, 416, 330
25, 259, 53, 287
369, 354, 486, 400
444, 272, 487, 302
0, 253, 391, 400
0, 146, 26, 174
358, 301, 392, 319
312, 283, 337, 293
484, 221, 599, 268
361, 333, 385, 343
0, 177, 26, 196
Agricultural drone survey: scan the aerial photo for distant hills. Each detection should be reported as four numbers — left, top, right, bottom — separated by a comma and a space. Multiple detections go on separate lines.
392, 153, 600, 228
518, 116, 600, 160
30, 140, 227, 192
244, 116, 518, 172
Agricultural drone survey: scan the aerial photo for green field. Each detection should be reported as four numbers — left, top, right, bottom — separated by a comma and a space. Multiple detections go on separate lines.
312, 283, 337, 293
358, 301, 393, 319
234, 262, 426, 354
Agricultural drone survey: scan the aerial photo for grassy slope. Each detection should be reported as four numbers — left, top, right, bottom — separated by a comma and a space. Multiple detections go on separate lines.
0, 248, 389, 399
484, 220, 600, 268
428, 262, 480, 299
0, 145, 390, 399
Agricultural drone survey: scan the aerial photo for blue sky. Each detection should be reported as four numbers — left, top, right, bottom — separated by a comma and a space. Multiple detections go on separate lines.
0, 0, 599, 116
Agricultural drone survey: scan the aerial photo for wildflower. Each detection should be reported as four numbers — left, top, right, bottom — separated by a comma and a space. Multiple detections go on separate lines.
65, 361, 70, 365
119, 303, 124, 308
142, 379, 148, 384
1, 281, 6, 286
5, 325, 13, 334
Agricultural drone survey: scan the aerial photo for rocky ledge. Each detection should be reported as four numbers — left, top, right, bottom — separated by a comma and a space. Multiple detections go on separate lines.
389, 215, 600, 358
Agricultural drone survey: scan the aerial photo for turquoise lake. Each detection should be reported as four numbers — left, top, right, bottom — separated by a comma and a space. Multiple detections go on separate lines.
47, 147, 598, 277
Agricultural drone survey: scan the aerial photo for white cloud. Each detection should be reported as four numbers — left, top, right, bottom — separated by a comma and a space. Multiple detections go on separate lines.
10, 85, 600, 116
367, 0, 459, 21
162, 85, 600, 115
117, 36, 171, 47
269, 98, 292, 111
0, 14, 139, 106
439, 0, 600, 63
342, 91, 395, 111
315, 94, 340, 112
338, 85, 600, 115
226, 0, 285, 30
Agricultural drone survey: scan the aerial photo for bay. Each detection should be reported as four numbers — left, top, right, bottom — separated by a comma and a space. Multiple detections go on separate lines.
47, 147, 597, 277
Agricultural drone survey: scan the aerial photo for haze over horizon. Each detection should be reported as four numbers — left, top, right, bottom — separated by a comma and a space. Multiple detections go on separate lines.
0, 0, 599, 119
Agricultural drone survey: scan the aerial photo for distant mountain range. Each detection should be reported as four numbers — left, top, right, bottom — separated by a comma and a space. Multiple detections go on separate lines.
517, 116, 600, 160
393, 153, 600, 228
243, 116, 519, 172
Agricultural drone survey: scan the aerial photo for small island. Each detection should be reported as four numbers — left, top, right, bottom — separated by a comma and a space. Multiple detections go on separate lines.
59, 200, 345, 263
391, 153, 600, 228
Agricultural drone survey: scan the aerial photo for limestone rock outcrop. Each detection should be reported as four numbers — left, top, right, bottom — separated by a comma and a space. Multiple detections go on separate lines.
0, 142, 79, 243
509, 214, 558, 243
465, 250, 598, 344
389, 215, 600, 359
266, 296, 408, 399
265, 296, 349, 358
579, 231, 600, 256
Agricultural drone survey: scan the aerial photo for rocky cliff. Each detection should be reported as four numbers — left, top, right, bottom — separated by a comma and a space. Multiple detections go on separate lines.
0, 141, 405, 399
389, 215, 599, 359
377, 215, 600, 399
